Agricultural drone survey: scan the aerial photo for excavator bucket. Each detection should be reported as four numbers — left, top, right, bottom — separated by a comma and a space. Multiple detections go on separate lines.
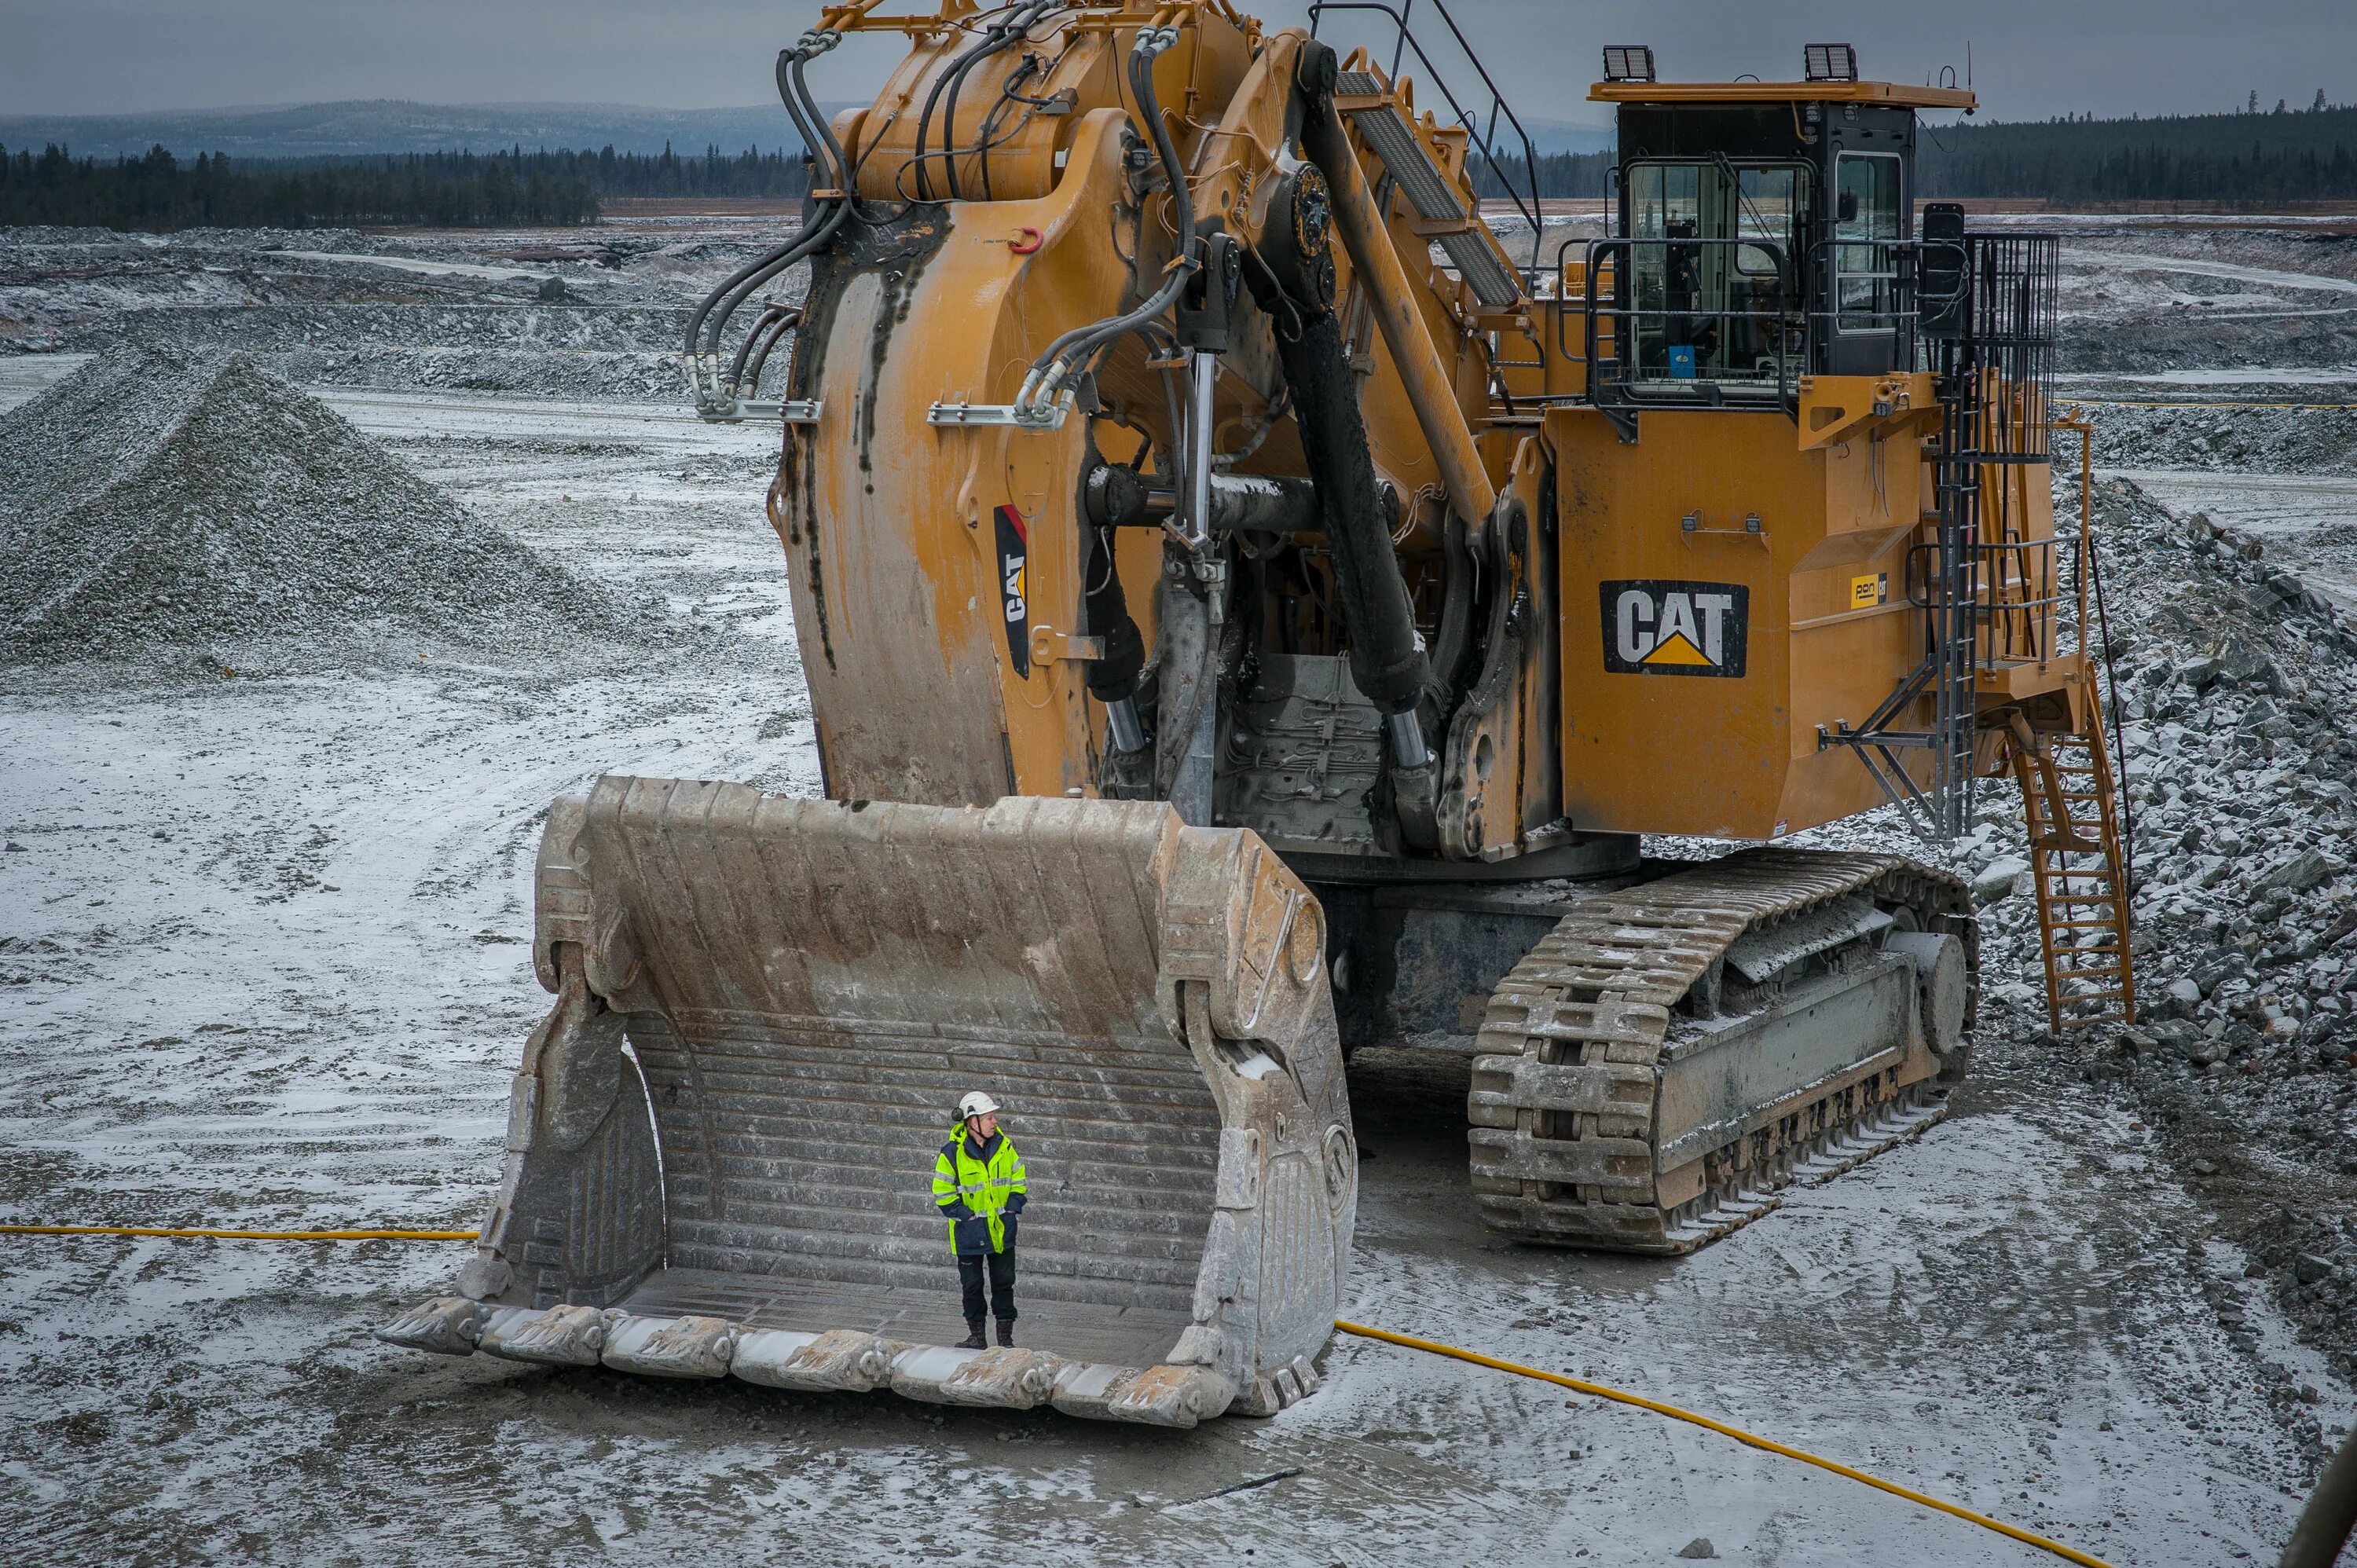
378, 778, 1356, 1427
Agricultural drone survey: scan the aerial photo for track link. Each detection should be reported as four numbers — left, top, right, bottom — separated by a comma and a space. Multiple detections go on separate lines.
1466, 848, 1972, 1255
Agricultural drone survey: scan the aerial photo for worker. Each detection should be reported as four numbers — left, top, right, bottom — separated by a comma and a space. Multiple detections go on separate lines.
932, 1090, 1028, 1349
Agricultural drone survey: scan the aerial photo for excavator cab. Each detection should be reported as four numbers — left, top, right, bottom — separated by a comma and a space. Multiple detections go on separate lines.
1585, 45, 1934, 407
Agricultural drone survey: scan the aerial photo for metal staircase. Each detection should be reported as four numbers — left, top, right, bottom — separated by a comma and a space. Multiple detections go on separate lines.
2010, 695, 2137, 1031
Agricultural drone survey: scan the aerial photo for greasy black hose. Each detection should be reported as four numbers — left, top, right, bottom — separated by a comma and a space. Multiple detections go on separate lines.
915, 1, 1046, 200
775, 48, 821, 174
2280, 1425, 2357, 1568
1082, 525, 1145, 704
1244, 277, 1430, 716
690, 45, 855, 376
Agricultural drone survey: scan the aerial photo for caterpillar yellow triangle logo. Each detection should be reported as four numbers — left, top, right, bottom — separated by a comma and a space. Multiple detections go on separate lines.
1640, 629, 1714, 667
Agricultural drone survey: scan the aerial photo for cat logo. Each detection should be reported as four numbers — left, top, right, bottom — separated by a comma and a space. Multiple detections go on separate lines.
994, 504, 1030, 676
1600, 580, 1750, 678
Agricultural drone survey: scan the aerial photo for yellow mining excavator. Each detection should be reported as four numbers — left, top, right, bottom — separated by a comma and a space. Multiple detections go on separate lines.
381, 5, 2134, 1426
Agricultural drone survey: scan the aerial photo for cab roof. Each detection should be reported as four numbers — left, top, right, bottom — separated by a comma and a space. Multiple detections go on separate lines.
1589, 81, 1977, 111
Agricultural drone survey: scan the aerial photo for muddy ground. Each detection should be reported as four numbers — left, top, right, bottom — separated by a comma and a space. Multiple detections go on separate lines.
3, 216, 2356, 1566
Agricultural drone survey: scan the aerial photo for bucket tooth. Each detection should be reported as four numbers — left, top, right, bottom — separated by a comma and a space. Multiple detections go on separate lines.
731, 1328, 897, 1392
602, 1313, 738, 1378
890, 1345, 1067, 1409
479, 1303, 611, 1367
381, 779, 1356, 1424
373, 1296, 486, 1356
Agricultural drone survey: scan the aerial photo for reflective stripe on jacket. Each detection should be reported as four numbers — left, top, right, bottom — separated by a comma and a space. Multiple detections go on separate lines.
931, 1123, 1027, 1255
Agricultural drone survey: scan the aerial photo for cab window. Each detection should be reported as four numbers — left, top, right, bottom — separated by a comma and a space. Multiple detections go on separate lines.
1834, 152, 1903, 332
1622, 159, 1811, 387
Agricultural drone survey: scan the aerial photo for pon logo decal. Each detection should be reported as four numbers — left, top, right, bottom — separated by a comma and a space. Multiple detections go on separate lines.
994, 505, 1030, 677
1600, 580, 1749, 678
1849, 571, 1890, 609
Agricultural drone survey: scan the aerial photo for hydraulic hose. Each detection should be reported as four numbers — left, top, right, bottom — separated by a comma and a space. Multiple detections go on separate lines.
913, 2, 1042, 200
1293, 42, 1498, 532
1017, 26, 1196, 410
684, 48, 821, 364
734, 305, 803, 397
935, 2, 1057, 200
1252, 295, 1430, 716
684, 35, 850, 381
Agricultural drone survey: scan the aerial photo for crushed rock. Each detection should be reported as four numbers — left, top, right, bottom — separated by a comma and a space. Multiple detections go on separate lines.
2084, 403, 2357, 475
2068, 477, 2357, 1403
0, 346, 642, 672
1729, 469, 2357, 1427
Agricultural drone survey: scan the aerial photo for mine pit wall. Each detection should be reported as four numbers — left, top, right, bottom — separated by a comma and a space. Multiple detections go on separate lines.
1546, 394, 1999, 840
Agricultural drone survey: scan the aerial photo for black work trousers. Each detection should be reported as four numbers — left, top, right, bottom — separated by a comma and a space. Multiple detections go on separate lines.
957, 1247, 1017, 1326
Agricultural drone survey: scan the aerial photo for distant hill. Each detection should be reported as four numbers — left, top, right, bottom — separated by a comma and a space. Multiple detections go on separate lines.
0, 97, 1615, 162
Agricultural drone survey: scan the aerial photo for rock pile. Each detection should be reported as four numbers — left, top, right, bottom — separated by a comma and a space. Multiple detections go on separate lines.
1995, 476, 2357, 1383
2088, 402, 2357, 475
0, 346, 636, 669
1791, 470, 2357, 1390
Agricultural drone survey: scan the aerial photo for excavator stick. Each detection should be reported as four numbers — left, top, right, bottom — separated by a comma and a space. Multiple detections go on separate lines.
379, 779, 1356, 1427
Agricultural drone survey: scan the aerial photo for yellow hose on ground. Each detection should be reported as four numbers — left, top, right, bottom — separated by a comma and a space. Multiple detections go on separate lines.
0, 1224, 481, 1241
0, 1225, 2113, 1564
1334, 1320, 2113, 1568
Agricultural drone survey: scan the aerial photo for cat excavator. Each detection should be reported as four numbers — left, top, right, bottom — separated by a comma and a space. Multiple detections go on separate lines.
380, 3, 2133, 1427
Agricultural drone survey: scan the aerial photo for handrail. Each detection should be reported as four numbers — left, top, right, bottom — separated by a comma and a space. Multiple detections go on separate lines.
1307, 0, 1545, 276
1578, 235, 1798, 414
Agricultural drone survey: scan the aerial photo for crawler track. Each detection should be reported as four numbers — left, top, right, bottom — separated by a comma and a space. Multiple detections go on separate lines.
1467, 848, 1973, 1254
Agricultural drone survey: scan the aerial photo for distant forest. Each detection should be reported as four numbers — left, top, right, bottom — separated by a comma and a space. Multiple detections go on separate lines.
1481, 100, 2357, 208
11, 96, 2357, 229
0, 143, 810, 229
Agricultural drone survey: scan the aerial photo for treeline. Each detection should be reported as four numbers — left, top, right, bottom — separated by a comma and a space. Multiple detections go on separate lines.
1469, 101, 2357, 207
19, 98, 2357, 228
0, 142, 813, 230
1919, 104, 2357, 204
1473, 151, 1612, 201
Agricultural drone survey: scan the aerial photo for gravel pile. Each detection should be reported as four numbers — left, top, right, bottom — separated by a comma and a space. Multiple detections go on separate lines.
1918, 477, 2357, 1394
1764, 471, 2357, 1401
84, 303, 698, 401
2, 227, 786, 401
0, 346, 639, 669
2082, 402, 2357, 474
2069, 479, 2357, 1388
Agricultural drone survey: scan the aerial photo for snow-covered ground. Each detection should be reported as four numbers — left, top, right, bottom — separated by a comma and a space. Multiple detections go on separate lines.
3, 220, 2355, 1566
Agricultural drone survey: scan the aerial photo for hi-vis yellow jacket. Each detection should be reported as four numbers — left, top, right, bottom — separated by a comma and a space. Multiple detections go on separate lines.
932, 1123, 1027, 1255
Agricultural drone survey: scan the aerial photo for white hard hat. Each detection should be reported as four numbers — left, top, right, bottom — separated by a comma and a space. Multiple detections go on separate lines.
958, 1090, 1002, 1120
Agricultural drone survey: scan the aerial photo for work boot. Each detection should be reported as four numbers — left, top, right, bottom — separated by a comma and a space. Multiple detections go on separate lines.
995, 1319, 1015, 1349
957, 1323, 987, 1350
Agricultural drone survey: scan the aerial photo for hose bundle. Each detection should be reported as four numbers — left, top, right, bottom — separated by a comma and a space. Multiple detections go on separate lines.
1014, 25, 1200, 416
682, 29, 852, 411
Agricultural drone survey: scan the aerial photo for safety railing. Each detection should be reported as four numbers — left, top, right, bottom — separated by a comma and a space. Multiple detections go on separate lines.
1307, 0, 1545, 277
1576, 236, 1801, 415
1905, 533, 2069, 669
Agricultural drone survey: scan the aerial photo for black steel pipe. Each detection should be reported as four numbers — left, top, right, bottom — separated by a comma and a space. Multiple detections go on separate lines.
2281, 1425, 2357, 1568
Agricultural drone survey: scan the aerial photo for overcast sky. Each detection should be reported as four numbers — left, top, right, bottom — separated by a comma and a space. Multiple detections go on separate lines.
9, 0, 2355, 124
